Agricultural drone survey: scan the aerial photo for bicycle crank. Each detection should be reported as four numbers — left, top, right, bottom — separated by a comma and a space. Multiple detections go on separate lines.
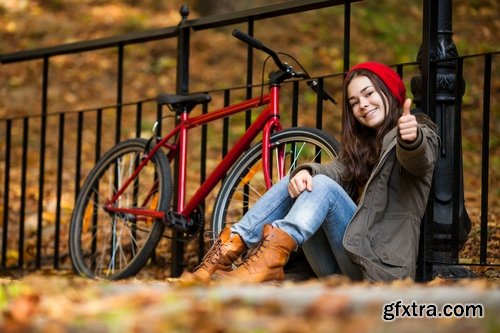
165, 207, 204, 241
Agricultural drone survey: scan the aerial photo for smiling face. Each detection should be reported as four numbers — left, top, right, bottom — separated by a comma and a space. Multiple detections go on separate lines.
347, 75, 388, 130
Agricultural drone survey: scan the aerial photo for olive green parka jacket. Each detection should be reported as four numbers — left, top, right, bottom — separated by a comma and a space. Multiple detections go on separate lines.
291, 114, 439, 281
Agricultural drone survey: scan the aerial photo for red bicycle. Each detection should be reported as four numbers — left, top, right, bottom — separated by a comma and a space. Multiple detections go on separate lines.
69, 30, 341, 279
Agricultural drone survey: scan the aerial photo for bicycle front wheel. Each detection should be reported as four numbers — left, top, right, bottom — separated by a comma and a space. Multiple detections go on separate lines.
69, 138, 172, 280
212, 127, 340, 236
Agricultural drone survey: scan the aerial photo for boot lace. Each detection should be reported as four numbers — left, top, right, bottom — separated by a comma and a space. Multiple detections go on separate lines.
196, 238, 223, 270
242, 238, 268, 268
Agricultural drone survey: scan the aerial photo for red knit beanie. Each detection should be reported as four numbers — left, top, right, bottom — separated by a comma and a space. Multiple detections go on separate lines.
348, 62, 406, 106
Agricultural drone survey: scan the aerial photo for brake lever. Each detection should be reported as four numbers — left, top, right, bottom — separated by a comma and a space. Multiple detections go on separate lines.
292, 71, 309, 79
307, 80, 337, 105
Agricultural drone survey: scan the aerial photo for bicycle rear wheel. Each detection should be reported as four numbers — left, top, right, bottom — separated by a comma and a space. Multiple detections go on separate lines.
212, 127, 340, 236
69, 138, 172, 279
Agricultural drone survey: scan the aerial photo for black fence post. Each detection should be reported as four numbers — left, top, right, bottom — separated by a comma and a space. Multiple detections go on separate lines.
36, 56, 50, 269
412, 0, 472, 280
480, 54, 492, 265
115, 44, 124, 144
19, 118, 29, 268
171, 4, 191, 277
1, 120, 11, 269
343, 0, 351, 72
176, 5, 190, 96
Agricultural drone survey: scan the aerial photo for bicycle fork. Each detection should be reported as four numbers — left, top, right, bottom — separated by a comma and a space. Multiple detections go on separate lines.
262, 84, 285, 188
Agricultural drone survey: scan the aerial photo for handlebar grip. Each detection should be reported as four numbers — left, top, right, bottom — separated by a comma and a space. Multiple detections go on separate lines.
232, 29, 287, 71
232, 29, 264, 50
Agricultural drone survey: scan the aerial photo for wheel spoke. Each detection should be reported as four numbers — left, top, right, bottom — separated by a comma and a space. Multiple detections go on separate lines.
70, 139, 171, 279
213, 128, 340, 238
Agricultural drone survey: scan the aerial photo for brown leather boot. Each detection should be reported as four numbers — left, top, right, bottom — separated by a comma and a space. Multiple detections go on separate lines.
213, 224, 296, 283
180, 227, 246, 283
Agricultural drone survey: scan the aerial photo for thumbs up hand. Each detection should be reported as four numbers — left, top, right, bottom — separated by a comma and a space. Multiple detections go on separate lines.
398, 98, 418, 142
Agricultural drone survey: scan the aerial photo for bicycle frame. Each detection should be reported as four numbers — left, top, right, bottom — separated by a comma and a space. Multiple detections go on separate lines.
105, 85, 286, 223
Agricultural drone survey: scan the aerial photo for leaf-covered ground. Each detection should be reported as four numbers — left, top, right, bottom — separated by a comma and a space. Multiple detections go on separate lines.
1, 272, 499, 333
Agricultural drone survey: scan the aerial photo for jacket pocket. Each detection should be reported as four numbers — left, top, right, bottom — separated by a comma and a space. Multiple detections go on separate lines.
371, 240, 406, 267
370, 214, 418, 269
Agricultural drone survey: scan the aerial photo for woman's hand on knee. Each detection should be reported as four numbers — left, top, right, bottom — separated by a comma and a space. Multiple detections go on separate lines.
288, 170, 313, 198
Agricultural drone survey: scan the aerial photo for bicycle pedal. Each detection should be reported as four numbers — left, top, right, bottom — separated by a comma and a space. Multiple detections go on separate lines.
165, 211, 190, 232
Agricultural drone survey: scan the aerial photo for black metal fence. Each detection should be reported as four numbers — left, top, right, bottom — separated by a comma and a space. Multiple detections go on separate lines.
0, 0, 498, 280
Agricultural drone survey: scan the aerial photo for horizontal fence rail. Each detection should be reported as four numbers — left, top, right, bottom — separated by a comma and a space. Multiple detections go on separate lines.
0, 0, 360, 64
0, 0, 498, 279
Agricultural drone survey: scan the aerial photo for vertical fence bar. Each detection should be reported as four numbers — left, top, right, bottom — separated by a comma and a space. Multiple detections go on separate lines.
199, 102, 209, 262
396, 64, 403, 78
176, 6, 190, 95
132, 103, 142, 246
36, 56, 50, 269
92, 109, 103, 269
451, 57, 464, 263
18, 118, 29, 268
343, 0, 351, 72
75, 111, 84, 199
116, 44, 124, 144
292, 81, 299, 127
315, 78, 325, 164
315, 77, 324, 130
1, 120, 12, 269
223, 90, 230, 157
241, 19, 255, 222
418, 0, 438, 281
133, 101, 144, 254
149, 103, 163, 265
245, 19, 254, 129
54, 113, 65, 269
135, 102, 143, 138
96, 109, 103, 162
36, 117, 46, 268
152, 102, 161, 260
172, 5, 190, 277
480, 54, 492, 264
155, 103, 162, 137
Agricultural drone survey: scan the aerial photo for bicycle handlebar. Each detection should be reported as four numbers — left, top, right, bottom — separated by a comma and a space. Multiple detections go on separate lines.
232, 29, 265, 51
232, 29, 336, 104
232, 29, 288, 72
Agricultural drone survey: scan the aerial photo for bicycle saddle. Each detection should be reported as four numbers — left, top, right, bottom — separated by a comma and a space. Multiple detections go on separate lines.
157, 93, 211, 112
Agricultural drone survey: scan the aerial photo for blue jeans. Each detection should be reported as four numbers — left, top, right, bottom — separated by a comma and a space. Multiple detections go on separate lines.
231, 174, 363, 280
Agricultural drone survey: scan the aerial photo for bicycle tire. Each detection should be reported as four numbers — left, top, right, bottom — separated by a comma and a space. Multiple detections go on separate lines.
69, 138, 172, 279
212, 127, 341, 236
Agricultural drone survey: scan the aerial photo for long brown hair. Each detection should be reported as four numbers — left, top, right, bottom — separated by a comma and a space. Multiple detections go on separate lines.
338, 69, 402, 187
